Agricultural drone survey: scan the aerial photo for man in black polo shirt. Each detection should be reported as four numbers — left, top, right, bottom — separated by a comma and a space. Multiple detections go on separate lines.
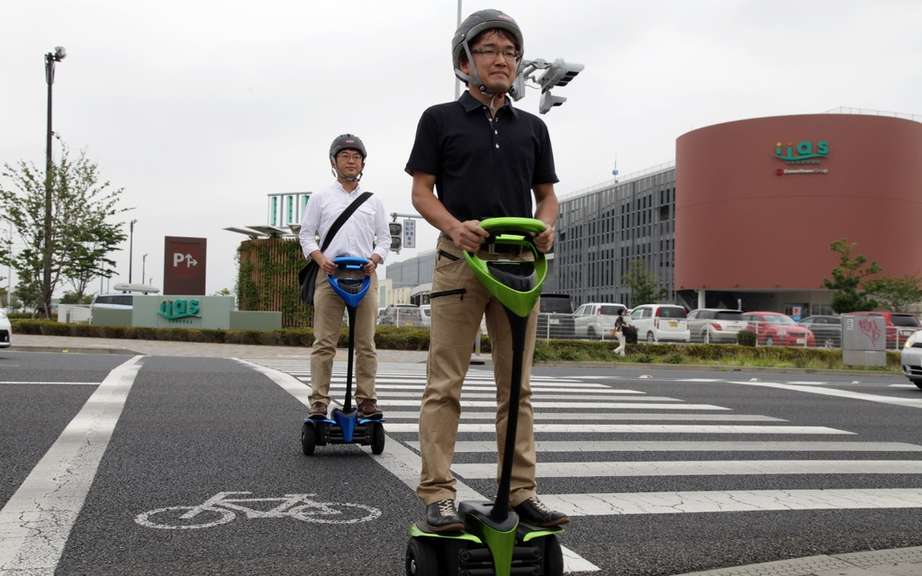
405, 8, 569, 532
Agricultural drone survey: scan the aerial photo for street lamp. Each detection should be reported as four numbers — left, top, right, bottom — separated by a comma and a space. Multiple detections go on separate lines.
1, 219, 12, 308
142, 253, 148, 287
128, 219, 138, 283
43, 45, 66, 317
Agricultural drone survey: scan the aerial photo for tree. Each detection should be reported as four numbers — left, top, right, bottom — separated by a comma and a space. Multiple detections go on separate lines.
624, 260, 666, 307
822, 239, 880, 313
0, 143, 128, 317
864, 276, 922, 312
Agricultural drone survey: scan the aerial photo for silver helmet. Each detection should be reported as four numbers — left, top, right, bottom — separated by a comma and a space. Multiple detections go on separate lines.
329, 133, 366, 182
451, 9, 524, 93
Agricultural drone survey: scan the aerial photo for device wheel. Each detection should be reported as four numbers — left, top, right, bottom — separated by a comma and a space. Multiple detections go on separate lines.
301, 422, 316, 456
371, 422, 385, 455
406, 537, 440, 576
543, 535, 564, 576
646, 331, 656, 343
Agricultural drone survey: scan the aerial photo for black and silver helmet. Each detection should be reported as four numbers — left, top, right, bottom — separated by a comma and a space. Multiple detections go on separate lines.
451, 9, 524, 92
329, 133, 367, 162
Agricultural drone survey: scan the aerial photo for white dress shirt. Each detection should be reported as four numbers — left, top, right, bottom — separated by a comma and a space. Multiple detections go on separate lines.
298, 181, 391, 263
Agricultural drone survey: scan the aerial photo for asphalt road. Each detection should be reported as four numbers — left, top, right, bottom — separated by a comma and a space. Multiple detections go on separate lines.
2, 348, 922, 575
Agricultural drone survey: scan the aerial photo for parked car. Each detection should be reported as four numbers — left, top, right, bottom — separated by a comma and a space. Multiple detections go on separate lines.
741, 311, 816, 347
573, 302, 627, 339
536, 293, 575, 339
419, 304, 432, 327
848, 311, 921, 349
798, 315, 842, 348
901, 330, 922, 389
0, 309, 11, 348
377, 304, 424, 327
686, 308, 749, 344
90, 293, 135, 311
629, 304, 690, 343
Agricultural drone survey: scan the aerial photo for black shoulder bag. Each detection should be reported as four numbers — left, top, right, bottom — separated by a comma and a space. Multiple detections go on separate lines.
298, 191, 373, 305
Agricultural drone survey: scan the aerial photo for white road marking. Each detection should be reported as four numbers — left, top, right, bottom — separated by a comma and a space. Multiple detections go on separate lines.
412, 440, 920, 453
388, 413, 783, 423
889, 384, 919, 389
787, 381, 828, 385
325, 382, 628, 392
727, 380, 922, 409
0, 381, 99, 386
235, 358, 601, 573
386, 424, 850, 434
543, 488, 922, 516
378, 400, 730, 410
453, 459, 922, 479
330, 390, 679, 402
675, 378, 721, 382
0, 355, 144, 574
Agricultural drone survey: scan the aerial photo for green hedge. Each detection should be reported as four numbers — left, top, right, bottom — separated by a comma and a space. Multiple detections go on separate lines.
10, 319, 900, 371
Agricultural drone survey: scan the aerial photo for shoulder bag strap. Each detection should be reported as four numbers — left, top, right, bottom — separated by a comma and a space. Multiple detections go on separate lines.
319, 191, 373, 252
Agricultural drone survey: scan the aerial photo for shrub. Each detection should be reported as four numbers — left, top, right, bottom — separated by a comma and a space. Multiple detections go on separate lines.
737, 330, 756, 347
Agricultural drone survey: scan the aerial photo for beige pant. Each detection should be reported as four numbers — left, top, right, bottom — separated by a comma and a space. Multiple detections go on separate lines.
310, 271, 379, 407
417, 237, 538, 507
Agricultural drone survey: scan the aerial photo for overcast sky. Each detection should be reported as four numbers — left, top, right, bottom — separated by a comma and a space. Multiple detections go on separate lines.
2, 0, 920, 297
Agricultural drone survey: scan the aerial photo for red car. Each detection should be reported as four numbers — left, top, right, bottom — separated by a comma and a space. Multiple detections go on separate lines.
848, 311, 921, 349
741, 312, 816, 347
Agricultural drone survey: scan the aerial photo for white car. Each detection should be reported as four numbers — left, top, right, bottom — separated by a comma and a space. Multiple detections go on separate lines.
901, 330, 922, 389
420, 304, 432, 328
573, 302, 627, 338
630, 304, 690, 343
0, 309, 11, 348
686, 308, 749, 344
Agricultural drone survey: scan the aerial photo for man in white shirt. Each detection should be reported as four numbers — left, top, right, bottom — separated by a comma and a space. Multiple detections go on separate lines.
298, 134, 391, 420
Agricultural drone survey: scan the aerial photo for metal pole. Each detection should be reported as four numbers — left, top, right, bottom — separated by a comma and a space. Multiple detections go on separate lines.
142, 253, 148, 286
454, 0, 462, 99
43, 54, 54, 317
128, 219, 137, 283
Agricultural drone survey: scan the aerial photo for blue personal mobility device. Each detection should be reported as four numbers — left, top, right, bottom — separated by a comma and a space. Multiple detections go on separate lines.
301, 256, 385, 455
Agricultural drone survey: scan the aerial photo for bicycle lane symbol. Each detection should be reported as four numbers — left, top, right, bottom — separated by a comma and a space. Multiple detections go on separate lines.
134, 491, 382, 530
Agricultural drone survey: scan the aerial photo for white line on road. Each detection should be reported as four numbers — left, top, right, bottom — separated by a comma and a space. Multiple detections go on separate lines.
726, 380, 922, 409
0, 381, 99, 386
328, 384, 635, 394
235, 359, 601, 573
452, 459, 922, 479
378, 400, 730, 410
330, 390, 679, 402
386, 424, 851, 434
542, 488, 922, 516
411, 440, 918, 453
388, 413, 783, 423
0, 355, 144, 574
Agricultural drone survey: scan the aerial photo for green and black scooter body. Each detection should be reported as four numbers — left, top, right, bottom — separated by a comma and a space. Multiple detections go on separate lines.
406, 217, 565, 576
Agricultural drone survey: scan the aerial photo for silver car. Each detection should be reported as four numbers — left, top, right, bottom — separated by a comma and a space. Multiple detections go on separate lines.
901, 330, 922, 389
0, 309, 11, 348
687, 308, 748, 344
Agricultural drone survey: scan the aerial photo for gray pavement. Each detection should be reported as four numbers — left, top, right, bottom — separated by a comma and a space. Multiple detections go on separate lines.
0, 335, 922, 576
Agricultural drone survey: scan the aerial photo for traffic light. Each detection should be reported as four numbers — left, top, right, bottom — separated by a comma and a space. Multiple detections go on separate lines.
539, 91, 567, 114
389, 222, 402, 253
510, 57, 584, 114
537, 59, 584, 92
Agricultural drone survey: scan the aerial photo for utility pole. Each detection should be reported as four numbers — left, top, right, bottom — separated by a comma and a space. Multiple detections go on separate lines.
43, 46, 66, 317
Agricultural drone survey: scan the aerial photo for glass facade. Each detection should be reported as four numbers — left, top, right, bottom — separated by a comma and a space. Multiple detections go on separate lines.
555, 167, 677, 307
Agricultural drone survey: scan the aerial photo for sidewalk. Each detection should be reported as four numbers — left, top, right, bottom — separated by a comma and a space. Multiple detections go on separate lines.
9, 334, 429, 363
672, 546, 922, 576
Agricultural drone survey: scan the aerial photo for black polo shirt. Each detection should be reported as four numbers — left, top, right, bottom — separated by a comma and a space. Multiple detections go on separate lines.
405, 91, 558, 222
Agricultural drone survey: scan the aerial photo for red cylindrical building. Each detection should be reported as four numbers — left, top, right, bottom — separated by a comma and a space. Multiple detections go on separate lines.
675, 114, 922, 294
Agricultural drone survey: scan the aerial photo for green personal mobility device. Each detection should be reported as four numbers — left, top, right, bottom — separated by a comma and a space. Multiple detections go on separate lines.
405, 217, 564, 576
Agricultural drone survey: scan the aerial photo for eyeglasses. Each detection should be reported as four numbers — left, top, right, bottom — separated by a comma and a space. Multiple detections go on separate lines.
336, 152, 363, 161
470, 47, 520, 62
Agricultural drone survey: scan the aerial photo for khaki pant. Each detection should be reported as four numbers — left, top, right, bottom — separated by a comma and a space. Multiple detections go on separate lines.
417, 237, 538, 507
310, 271, 379, 407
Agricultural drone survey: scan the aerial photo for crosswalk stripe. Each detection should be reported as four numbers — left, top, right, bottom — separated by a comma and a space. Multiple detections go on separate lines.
453, 459, 920, 479
386, 424, 850, 434
328, 390, 679, 401
377, 400, 730, 410
318, 377, 595, 386
412, 440, 920, 453
541, 488, 922, 516
325, 384, 638, 393
0, 381, 99, 386
390, 413, 783, 423
0, 355, 144, 572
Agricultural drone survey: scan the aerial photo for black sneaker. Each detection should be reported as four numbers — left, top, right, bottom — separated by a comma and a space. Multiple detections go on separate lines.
513, 497, 569, 528
425, 499, 464, 532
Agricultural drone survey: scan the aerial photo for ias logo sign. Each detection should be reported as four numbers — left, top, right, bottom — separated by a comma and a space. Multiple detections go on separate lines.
774, 139, 829, 163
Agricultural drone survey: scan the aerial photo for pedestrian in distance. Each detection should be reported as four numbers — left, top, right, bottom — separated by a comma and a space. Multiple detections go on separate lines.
405, 8, 569, 532
611, 308, 628, 357
298, 134, 390, 421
